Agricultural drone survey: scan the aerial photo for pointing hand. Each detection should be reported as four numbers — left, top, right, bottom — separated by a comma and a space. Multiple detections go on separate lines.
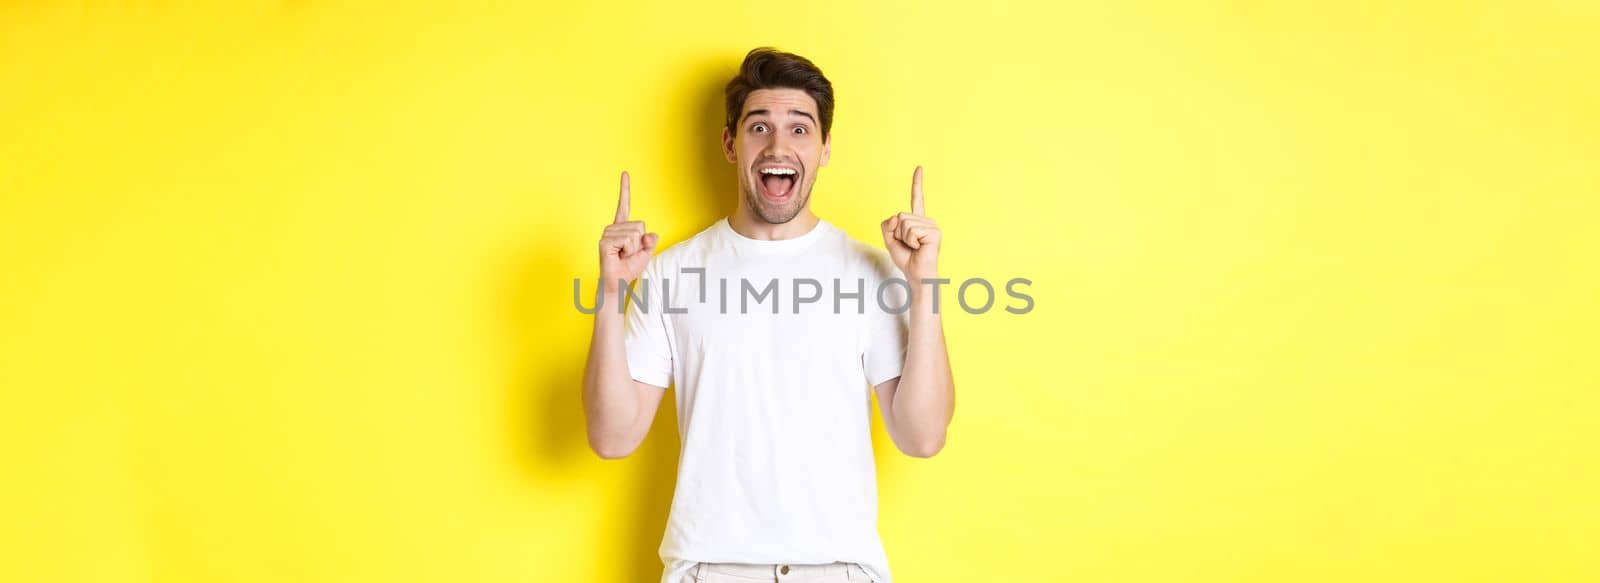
599, 171, 659, 291
880, 166, 941, 280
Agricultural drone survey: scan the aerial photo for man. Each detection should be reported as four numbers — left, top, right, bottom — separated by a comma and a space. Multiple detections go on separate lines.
581, 47, 955, 583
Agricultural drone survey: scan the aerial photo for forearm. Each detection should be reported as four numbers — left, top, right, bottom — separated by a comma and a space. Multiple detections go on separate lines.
890, 278, 955, 450
582, 286, 640, 453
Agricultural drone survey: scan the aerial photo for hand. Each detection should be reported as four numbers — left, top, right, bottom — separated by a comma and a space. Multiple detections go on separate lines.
880, 166, 941, 281
599, 171, 659, 291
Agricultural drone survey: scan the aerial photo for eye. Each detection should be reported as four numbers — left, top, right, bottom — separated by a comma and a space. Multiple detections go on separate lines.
793, 126, 807, 135
751, 123, 768, 133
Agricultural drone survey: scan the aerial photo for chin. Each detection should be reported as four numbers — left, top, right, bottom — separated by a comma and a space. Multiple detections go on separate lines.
745, 185, 809, 225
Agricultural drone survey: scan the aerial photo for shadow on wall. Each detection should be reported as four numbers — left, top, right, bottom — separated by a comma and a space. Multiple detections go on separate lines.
495, 54, 733, 583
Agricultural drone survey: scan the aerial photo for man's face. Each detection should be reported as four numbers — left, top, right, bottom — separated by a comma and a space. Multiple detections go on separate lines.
723, 88, 831, 224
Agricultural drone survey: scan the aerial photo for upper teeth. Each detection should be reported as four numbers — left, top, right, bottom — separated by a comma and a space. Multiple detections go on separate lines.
760, 168, 796, 176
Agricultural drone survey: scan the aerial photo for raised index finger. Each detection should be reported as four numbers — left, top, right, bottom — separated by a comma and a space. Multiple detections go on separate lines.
615, 171, 630, 224
911, 166, 925, 215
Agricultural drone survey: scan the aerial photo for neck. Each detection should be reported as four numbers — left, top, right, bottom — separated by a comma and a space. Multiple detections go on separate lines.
728, 202, 820, 241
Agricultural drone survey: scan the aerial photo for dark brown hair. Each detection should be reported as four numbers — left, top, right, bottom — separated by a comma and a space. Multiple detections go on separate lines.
725, 47, 834, 139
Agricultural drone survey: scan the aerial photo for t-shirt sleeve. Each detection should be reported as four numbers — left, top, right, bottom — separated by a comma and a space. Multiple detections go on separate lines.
623, 258, 673, 389
862, 250, 910, 387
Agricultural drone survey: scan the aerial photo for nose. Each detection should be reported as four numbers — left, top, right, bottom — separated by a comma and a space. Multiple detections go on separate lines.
761, 131, 796, 159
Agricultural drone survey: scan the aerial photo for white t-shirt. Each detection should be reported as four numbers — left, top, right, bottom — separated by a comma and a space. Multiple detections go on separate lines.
624, 217, 908, 583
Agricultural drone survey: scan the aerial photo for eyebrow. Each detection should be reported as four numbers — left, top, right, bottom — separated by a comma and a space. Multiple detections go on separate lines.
743, 109, 818, 125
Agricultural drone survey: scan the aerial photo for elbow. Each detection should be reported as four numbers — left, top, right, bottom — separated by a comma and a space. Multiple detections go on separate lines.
591, 446, 628, 460
588, 434, 640, 460
900, 434, 946, 458
590, 441, 637, 460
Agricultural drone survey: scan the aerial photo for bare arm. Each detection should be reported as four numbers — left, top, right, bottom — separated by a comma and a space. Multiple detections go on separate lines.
582, 171, 667, 459
876, 166, 955, 458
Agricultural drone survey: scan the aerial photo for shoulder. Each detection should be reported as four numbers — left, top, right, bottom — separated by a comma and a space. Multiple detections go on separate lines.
643, 221, 722, 272
831, 223, 900, 281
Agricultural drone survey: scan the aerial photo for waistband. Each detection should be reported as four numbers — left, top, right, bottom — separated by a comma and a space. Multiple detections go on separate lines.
695, 561, 861, 579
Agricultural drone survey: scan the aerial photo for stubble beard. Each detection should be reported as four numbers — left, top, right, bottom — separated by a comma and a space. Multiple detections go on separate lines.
742, 178, 812, 225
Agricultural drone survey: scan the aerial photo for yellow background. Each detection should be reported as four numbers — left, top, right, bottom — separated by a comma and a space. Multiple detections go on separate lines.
3, 1, 1597, 581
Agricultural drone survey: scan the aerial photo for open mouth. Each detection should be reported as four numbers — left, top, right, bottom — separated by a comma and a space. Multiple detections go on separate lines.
756, 165, 800, 202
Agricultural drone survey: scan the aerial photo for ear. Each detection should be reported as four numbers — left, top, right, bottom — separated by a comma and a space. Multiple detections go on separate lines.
721, 126, 737, 164
820, 132, 831, 167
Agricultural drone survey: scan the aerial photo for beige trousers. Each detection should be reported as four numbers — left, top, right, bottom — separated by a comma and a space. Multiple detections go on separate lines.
685, 561, 873, 583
